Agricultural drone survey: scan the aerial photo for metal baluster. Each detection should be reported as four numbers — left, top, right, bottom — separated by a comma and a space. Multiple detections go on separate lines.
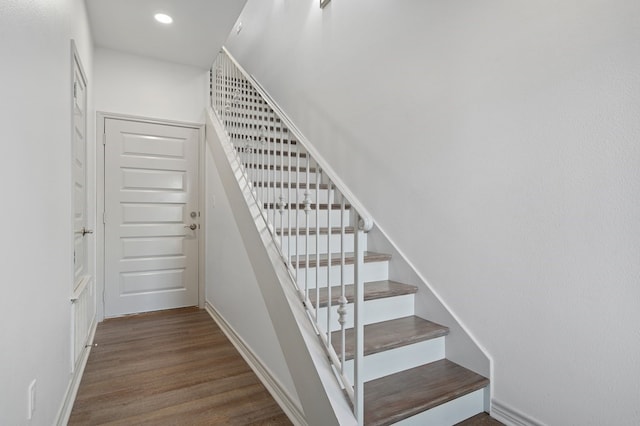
304, 157, 320, 302
214, 64, 218, 113
303, 153, 311, 300
225, 57, 230, 145
354, 220, 365, 425
222, 58, 227, 129
287, 129, 292, 266
227, 59, 232, 146
217, 60, 221, 114
242, 81, 250, 186
338, 195, 347, 372
296, 141, 301, 290
278, 116, 285, 253
326, 181, 332, 347
256, 88, 264, 202
252, 83, 257, 193
259, 123, 266, 204
270, 108, 275, 228
315, 166, 321, 317
244, 81, 250, 189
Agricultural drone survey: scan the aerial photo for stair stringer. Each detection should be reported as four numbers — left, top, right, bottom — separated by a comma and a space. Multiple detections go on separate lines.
366, 226, 492, 409
206, 108, 357, 426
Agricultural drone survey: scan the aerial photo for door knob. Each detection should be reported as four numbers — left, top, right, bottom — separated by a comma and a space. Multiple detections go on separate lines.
184, 223, 197, 230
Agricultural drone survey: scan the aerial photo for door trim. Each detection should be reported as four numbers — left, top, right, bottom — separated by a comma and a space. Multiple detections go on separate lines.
96, 112, 205, 321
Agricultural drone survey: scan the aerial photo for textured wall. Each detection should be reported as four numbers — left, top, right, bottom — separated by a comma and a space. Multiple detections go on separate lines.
225, 1, 640, 424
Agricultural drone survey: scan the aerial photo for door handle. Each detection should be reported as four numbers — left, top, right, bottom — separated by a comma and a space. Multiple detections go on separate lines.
75, 227, 93, 236
184, 224, 197, 230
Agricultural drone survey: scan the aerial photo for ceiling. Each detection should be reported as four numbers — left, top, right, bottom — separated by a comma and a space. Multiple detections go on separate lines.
86, 0, 247, 69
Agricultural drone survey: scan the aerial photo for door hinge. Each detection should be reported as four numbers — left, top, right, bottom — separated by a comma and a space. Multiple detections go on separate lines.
102, 211, 107, 224
73, 82, 78, 99
102, 132, 106, 145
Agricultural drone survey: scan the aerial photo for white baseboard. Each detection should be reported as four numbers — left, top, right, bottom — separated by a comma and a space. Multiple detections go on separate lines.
204, 302, 306, 426
492, 399, 545, 426
55, 319, 98, 426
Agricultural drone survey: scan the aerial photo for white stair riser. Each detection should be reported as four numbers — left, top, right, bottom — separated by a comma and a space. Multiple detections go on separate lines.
280, 233, 360, 256
294, 261, 388, 288
267, 209, 351, 229
394, 387, 487, 426
313, 294, 414, 333
343, 337, 446, 382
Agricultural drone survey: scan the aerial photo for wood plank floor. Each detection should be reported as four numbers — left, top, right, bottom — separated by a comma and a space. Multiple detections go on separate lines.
68, 307, 291, 425
455, 412, 504, 425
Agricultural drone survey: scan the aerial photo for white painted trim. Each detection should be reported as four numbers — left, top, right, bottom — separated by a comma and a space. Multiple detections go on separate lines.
491, 399, 545, 426
198, 123, 206, 309
96, 112, 105, 321
95, 112, 205, 321
204, 302, 307, 426
55, 320, 97, 426
97, 111, 202, 129
70, 275, 91, 302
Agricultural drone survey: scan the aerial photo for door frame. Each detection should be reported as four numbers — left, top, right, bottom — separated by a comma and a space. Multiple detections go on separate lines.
96, 112, 206, 321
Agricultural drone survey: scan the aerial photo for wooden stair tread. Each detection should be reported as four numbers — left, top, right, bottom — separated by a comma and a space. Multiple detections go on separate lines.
277, 226, 355, 236
364, 359, 489, 426
308, 280, 416, 308
292, 251, 391, 268
332, 316, 448, 360
263, 202, 350, 210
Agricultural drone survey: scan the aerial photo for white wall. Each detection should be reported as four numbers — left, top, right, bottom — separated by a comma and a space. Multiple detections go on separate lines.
225, 1, 640, 424
205, 143, 301, 407
94, 48, 208, 124
0, 0, 93, 424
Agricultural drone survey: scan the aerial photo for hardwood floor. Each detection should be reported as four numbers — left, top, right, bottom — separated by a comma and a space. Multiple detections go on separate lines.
455, 412, 504, 425
68, 307, 291, 425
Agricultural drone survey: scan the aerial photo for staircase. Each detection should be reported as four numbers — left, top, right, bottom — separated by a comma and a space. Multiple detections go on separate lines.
211, 48, 489, 425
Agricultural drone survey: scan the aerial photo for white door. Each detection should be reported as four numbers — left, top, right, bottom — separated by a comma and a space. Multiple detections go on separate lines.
72, 51, 90, 291
104, 118, 200, 317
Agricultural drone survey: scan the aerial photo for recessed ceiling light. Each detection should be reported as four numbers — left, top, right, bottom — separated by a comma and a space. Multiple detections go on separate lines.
154, 13, 173, 24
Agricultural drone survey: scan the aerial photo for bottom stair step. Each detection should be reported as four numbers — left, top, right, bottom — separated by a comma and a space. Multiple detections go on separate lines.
364, 359, 489, 426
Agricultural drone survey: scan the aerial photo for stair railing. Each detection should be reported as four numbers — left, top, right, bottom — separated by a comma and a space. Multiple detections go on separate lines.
210, 47, 372, 423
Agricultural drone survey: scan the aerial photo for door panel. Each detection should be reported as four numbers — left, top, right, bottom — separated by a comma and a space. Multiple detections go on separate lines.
104, 118, 199, 317
73, 63, 88, 286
